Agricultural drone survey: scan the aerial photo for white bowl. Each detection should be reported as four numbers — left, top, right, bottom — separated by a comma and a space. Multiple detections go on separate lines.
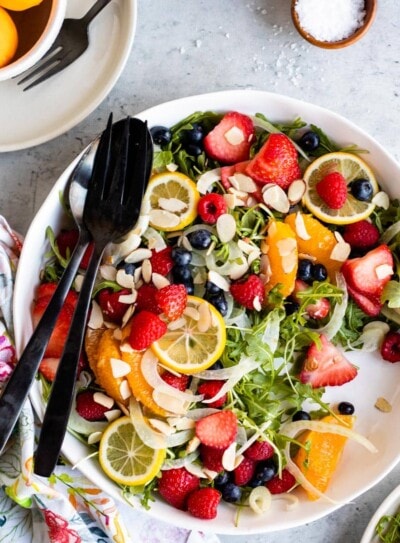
360, 484, 400, 543
0, 0, 66, 81
13, 90, 400, 535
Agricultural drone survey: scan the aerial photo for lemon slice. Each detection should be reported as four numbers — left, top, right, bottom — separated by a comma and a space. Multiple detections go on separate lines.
302, 152, 379, 225
99, 416, 166, 486
151, 296, 226, 374
143, 171, 200, 231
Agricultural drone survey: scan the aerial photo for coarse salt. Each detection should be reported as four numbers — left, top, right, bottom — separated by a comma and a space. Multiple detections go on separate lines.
294, 0, 366, 42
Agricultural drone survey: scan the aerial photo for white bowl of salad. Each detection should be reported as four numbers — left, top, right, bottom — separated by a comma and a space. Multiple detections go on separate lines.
13, 90, 400, 534
360, 484, 400, 543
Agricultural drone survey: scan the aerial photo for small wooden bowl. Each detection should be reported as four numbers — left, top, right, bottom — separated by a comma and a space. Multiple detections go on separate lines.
291, 0, 377, 49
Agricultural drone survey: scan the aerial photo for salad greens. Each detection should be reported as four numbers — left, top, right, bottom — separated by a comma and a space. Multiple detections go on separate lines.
376, 508, 400, 543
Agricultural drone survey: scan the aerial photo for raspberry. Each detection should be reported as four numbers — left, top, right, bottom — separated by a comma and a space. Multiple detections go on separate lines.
75, 390, 111, 421
135, 284, 161, 314
230, 274, 264, 310
150, 246, 174, 275
198, 380, 227, 408
155, 284, 187, 320
233, 457, 256, 486
265, 469, 296, 494
316, 172, 347, 209
197, 193, 227, 225
158, 468, 200, 510
187, 487, 221, 519
380, 331, 400, 363
342, 220, 380, 249
128, 311, 167, 350
244, 440, 274, 461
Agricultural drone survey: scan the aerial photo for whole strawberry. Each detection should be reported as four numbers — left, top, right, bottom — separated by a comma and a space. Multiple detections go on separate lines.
76, 390, 111, 421
158, 467, 200, 510
161, 370, 190, 391
197, 193, 227, 225
233, 457, 256, 486
128, 310, 167, 350
150, 246, 174, 276
187, 487, 221, 519
135, 284, 161, 314
316, 172, 347, 209
244, 440, 274, 461
230, 274, 264, 310
203, 111, 255, 164
155, 284, 187, 320
265, 469, 296, 494
342, 220, 380, 249
97, 288, 131, 323
245, 133, 301, 190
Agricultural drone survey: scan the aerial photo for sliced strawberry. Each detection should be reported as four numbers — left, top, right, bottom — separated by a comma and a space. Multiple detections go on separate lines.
38, 357, 59, 382
341, 244, 394, 298
149, 246, 174, 276
36, 283, 78, 307
200, 444, 224, 473
203, 112, 255, 164
97, 288, 131, 324
128, 310, 167, 350
220, 160, 251, 190
32, 297, 76, 358
299, 334, 358, 388
197, 380, 227, 408
245, 133, 301, 190
233, 457, 256, 486
155, 284, 187, 321
158, 467, 200, 510
135, 284, 161, 314
56, 229, 94, 269
195, 410, 238, 449
293, 279, 330, 320
161, 371, 190, 392
346, 284, 382, 317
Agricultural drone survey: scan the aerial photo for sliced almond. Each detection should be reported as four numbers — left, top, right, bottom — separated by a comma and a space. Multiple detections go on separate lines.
88, 432, 103, 445
181, 235, 193, 251
116, 269, 136, 289
166, 163, 179, 172
295, 212, 311, 240
125, 247, 152, 264
253, 296, 262, 312
222, 442, 237, 471
276, 237, 297, 257
122, 304, 136, 328
185, 463, 207, 478
149, 209, 180, 229
152, 273, 170, 289
93, 392, 114, 409
375, 264, 393, 280
260, 254, 272, 279
168, 317, 186, 330
287, 179, 306, 204
260, 239, 269, 254
111, 358, 131, 378
100, 265, 117, 281
262, 185, 290, 214
73, 274, 84, 292
197, 302, 212, 333
375, 396, 392, 412
104, 409, 122, 422
208, 270, 230, 291
87, 300, 104, 329
158, 197, 188, 213
238, 239, 259, 255
330, 242, 351, 262
231, 173, 258, 193
217, 213, 236, 243
197, 168, 221, 194
149, 418, 175, 435
184, 306, 200, 321
223, 193, 236, 209
142, 258, 152, 283
118, 290, 137, 305
119, 380, 132, 400
167, 416, 195, 430
224, 126, 244, 145
227, 186, 248, 199
246, 195, 259, 208
281, 252, 297, 273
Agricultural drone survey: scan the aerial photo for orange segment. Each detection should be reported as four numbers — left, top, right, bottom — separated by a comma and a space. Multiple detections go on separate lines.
122, 350, 168, 418
284, 212, 342, 279
293, 414, 354, 500
93, 329, 127, 403
85, 328, 105, 374
0, 7, 18, 68
263, 219, 298, 298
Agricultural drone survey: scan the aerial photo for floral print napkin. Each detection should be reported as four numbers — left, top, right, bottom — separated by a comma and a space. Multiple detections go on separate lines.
0, 216, 220, 543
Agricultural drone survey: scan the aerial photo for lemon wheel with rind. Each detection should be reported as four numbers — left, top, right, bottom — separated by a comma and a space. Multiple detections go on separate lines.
151, 296, 226, 374
99, 416, 166, 486
143, 171, 200, 231
302, 152, 379, 225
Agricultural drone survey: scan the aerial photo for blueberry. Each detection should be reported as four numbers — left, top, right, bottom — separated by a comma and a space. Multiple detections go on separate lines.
209, 360, 224, 370
182, 278, 194, 295
172, 265, 192, 283
184, 123, 204, 144
297, 259, 314, 282
185, 143, 203, 157
187, 229, 212, 250
117, 261, 136, 276
150, 125, 172, 146
206, 292, 228, 316
312, 263, 328, 282
171, 247, 192, 266
214, 471, 230, 490
349, 179, 374, 202
292, 410, 311, 421
205, 281, 222, 295
221, 482, 242, 503
299, 131, 320, 152
249, 459, 277, 487
285, 299, 300, 315
338, 401, 355, 415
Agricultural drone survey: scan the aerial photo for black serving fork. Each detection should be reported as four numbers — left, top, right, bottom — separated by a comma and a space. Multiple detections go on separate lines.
18, 0, 113, 91
34, 114, 152, 477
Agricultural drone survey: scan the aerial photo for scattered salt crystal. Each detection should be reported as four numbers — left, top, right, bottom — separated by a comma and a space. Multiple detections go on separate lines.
294, 0, 366, 42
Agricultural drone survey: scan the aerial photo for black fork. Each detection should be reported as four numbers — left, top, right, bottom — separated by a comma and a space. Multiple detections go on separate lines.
34, 114, 152, 477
